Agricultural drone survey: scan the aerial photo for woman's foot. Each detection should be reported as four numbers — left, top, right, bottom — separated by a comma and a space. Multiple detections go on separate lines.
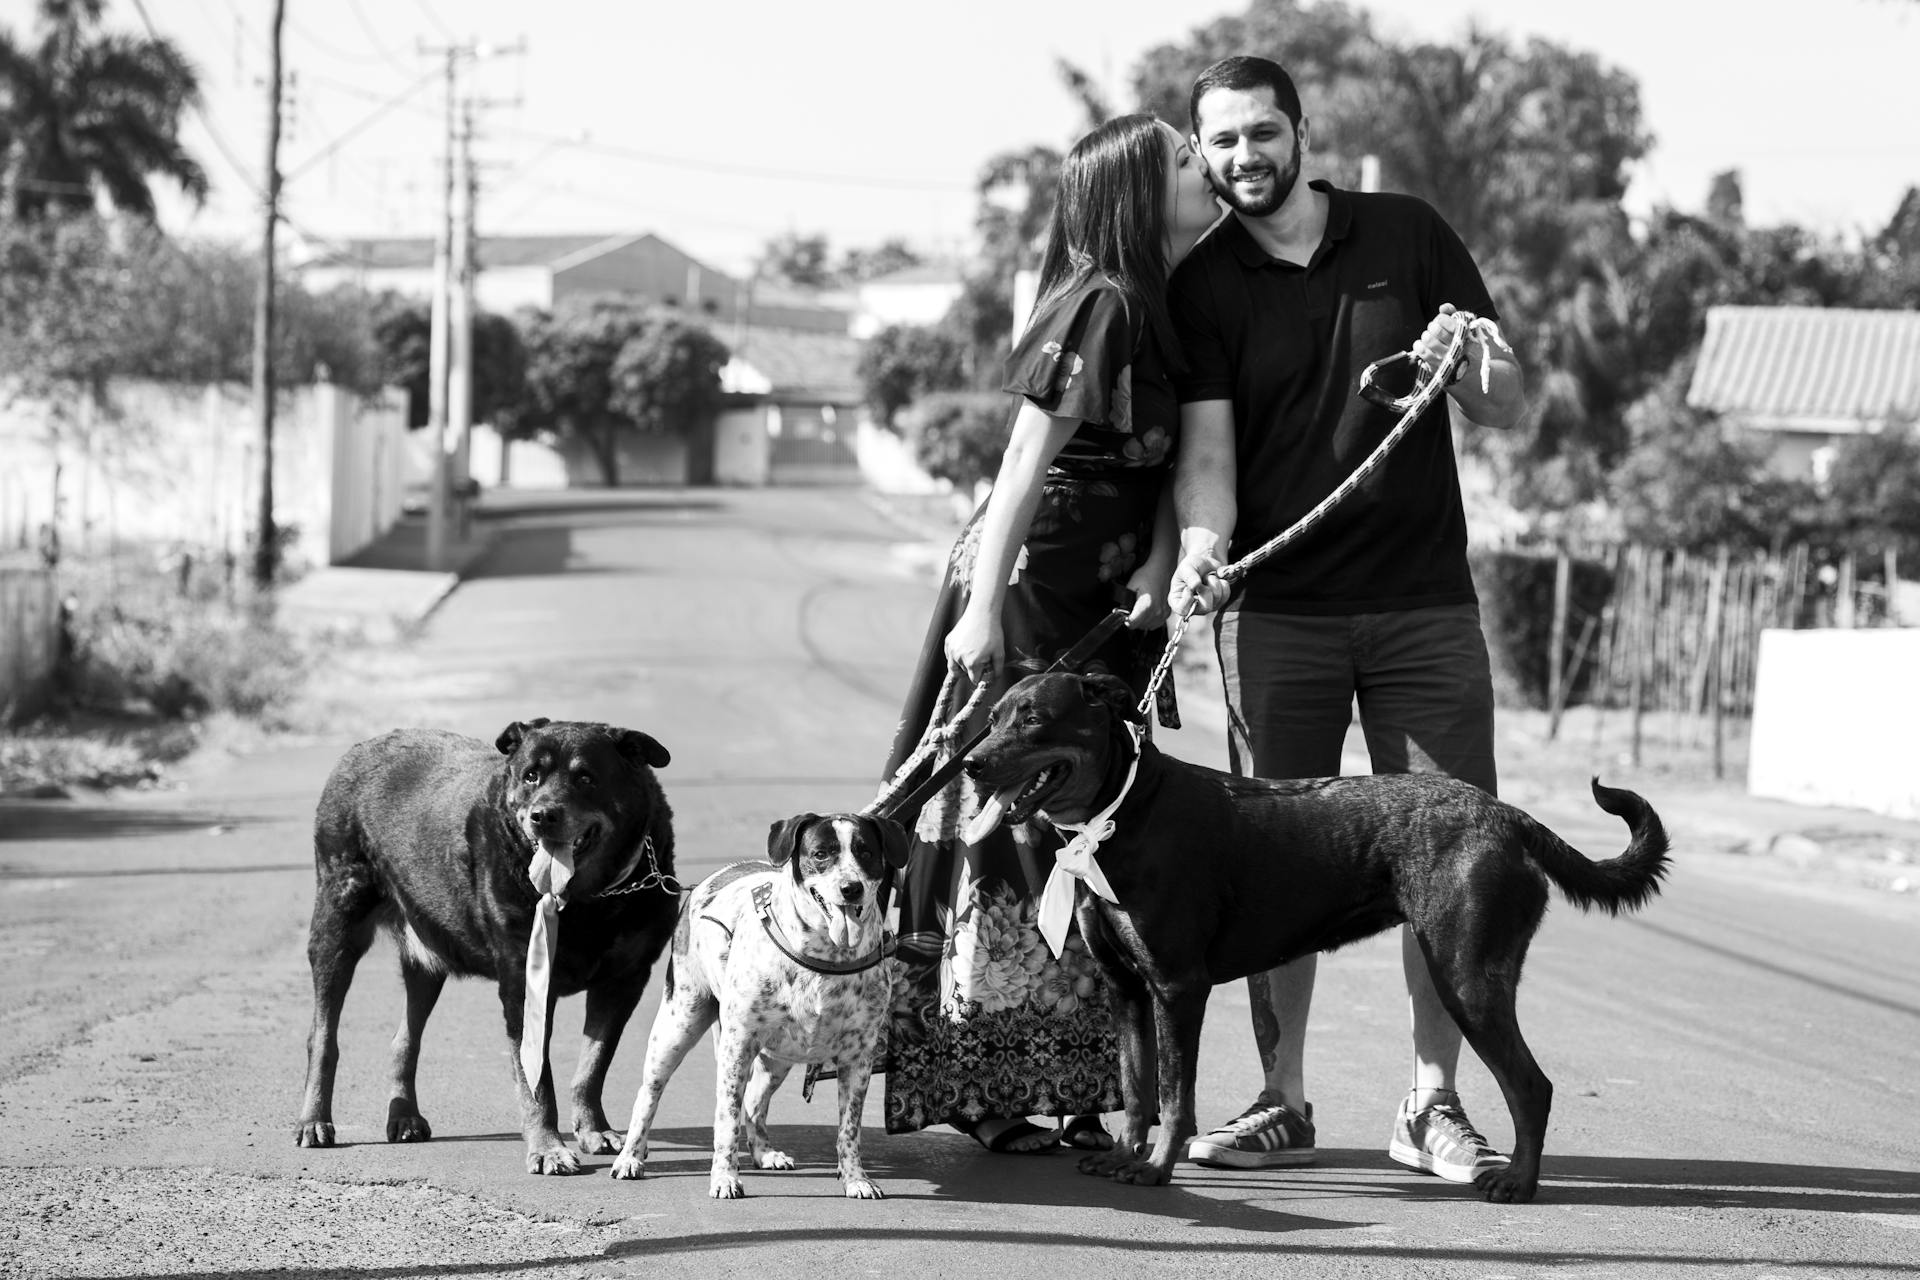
1056, 1114, 1113, 1151
958, 1116, 1056, 1154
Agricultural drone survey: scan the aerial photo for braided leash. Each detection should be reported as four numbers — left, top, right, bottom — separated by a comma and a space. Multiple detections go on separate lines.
864, 666, 993, 818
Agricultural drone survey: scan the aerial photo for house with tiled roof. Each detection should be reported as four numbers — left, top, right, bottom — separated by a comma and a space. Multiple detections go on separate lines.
1687, 305, 1920, 480
712, 326, 868, 485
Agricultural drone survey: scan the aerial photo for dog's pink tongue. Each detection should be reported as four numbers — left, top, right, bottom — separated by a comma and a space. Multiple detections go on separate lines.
962, 789, 1014, 846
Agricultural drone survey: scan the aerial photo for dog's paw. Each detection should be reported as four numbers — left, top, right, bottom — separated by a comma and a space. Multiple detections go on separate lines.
608, 1152, 646, 1180
525, 1144, 583, 1176
1103, 1156, 1174, 1187
294, 1121, 335, 1148
1075, 1147, 1134, 1178
751, 1147, 795, 1171
1474, 1166, 1538, 1204
709, 1173, 746, 1200
843, 1177, 885, 1200
385, 1108, 432, 1144
573, 1127, 622, 1156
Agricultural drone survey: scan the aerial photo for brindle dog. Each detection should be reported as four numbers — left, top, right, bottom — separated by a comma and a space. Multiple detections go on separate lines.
962, 671, 1670, 1202
296, 718, 678, 1174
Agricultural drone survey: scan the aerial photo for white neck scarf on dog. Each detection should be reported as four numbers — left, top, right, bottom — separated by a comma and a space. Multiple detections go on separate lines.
520, 844, 575, 1091
1036, 723, 1141, 959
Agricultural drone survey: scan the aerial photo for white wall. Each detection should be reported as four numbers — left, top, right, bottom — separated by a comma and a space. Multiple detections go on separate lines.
0, 380, 406, 572
1749, 628, 1920, 819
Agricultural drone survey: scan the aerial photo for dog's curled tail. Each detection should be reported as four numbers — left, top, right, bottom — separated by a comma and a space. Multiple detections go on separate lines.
1526, 778, 1671, 916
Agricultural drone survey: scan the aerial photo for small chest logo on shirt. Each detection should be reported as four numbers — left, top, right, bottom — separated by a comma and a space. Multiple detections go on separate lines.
1366, 279, 1388, 290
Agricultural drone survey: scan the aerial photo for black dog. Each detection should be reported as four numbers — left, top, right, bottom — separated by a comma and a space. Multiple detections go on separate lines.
296, 718, 679, 1174
963, 672, 1670, 1202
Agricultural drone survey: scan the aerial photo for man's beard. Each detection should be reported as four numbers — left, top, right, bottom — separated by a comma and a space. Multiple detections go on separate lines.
1210, 145, 1301, 218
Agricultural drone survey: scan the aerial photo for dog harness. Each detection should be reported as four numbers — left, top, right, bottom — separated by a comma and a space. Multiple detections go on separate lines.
1035, 721, 1142, 960
750, 882, 895, 975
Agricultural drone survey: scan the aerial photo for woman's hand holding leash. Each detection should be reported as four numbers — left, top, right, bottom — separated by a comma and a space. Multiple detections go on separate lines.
1124, 558, 1175, 631
943, 605, 1003, 684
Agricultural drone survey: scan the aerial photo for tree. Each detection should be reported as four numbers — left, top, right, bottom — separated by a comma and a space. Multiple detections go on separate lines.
608, 314, 728, 437
1822, 421, 1920, 563
857, 322, 967, 427
1609, 362, 1817, 552
756, 231, 834, 289
837, 238, 921, 283
372, 299, 528, 428
518, 303, 727, 487
909, 391, 1011, 491
0, 0, 208, 221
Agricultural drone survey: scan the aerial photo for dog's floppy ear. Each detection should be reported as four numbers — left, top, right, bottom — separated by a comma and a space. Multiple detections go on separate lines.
767, 813, 820, 865
1079, 673, 1142, 723
615, 729, 670, 770
861, 814, 911, 870
495, 718, 552, 755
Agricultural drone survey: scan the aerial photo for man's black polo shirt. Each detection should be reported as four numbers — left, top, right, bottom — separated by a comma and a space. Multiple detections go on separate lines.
1170, 180, 1497, 615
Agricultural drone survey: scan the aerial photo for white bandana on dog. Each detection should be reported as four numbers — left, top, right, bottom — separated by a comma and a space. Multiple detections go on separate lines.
1035, 723, 1141, 959
519, 844, 575, 1091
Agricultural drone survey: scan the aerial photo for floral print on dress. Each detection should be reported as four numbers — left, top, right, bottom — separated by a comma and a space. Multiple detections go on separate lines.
1108, 364, 1133, 435
1096, 532, 1139, 584
1120, 424, 1172, 468
1040, 340, 1086, 391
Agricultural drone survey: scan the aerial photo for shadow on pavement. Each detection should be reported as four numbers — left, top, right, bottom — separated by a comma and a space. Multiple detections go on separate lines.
0, 800, 273, 843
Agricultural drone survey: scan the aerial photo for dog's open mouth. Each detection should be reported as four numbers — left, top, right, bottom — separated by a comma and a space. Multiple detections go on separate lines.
963, 761, 1070, 844
570, 822, 601, 854
808, 887, 872, 949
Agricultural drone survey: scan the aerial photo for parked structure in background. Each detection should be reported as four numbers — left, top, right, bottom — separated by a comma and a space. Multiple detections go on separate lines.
712, 327, 866, 486
301, 232, 852, 334
850, 263, 965, 339
1688, 306, 1920, 481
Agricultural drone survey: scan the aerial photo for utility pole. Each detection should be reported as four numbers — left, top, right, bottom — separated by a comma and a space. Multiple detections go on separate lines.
251, 0, 287, 590
447, 96, 475, 531
423, 43, 460, 573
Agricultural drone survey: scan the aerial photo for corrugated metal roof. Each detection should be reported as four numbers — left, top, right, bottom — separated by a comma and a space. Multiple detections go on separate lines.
1687, 305, 1920, 422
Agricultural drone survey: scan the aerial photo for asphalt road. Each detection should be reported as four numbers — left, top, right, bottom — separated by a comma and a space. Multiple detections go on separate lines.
2, 487, 1916, 1280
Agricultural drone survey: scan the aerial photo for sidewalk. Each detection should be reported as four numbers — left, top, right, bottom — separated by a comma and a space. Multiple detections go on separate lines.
275, 511, 497, 643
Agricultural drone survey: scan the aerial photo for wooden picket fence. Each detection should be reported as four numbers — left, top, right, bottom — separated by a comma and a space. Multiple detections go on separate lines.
1538, 542, 1908, 776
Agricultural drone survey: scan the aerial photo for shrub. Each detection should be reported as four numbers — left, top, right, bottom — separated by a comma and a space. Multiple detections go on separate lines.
909, 391, 1011, 491
59, 564, 308, 721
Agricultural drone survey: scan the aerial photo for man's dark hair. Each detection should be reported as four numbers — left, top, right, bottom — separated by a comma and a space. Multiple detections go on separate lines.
1188, 56, 1303, 135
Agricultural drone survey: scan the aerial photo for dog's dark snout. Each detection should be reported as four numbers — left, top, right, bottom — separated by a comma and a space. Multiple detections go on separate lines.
529, 807, 557, 831
961, 757, 984, 779
838, 881, 865, 904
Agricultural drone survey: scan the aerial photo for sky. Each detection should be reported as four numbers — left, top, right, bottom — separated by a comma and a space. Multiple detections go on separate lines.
6, 0, 1917, 278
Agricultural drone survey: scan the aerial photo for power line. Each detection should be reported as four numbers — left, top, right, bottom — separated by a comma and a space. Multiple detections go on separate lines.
409, 0, 458, 43
344, 0, 420, 77
284, 69, 440, 181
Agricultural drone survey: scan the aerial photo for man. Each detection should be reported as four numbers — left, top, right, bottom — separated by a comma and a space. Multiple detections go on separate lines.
1166, 55, 1527, 1184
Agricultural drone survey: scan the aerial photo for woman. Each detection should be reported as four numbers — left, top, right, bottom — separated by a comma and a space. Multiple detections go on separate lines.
881, 115, 1222, 1153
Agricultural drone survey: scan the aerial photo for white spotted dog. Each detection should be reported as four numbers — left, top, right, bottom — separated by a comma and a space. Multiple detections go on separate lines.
609, 811, 908, 1200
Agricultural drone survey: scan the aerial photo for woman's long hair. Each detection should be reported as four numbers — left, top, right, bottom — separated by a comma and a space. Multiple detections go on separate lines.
1029, 113, 1182, 371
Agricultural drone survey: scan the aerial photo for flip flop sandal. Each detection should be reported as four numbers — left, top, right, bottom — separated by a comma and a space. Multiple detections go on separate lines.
965, 1117, 1055, 1154
1056, 1115, 1114, 1151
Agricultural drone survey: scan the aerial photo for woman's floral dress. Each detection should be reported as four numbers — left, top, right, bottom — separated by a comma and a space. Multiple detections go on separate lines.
881, 277, 1180, 1133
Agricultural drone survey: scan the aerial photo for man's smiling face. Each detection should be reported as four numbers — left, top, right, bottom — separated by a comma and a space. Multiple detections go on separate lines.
1193, 84, 1304, 219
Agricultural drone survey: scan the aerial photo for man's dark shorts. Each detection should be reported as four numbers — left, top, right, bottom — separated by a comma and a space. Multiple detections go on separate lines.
1214, 602, 1497, 796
